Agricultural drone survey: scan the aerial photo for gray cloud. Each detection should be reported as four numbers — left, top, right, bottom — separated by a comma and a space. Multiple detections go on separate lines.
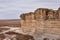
34, 0, 59, 3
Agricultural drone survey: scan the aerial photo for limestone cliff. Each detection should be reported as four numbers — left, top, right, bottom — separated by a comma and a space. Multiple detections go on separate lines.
20, 7, 60, 35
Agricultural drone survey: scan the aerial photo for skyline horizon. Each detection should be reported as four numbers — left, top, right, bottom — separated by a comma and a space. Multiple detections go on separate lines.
0, 0, 59, 19
0, 7, 60, 20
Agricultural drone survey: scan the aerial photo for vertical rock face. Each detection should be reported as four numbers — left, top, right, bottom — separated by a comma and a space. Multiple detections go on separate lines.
20, 12, 36, 35
20, 12, 35, 20
35, 8, 48, 20
20, 7, 60, 39
57, 8, 60, 19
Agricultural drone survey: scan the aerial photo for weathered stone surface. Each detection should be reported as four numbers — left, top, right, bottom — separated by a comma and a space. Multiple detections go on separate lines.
20, 7, 60, 39
0, 32, 35, 40
21, 8, 60, 34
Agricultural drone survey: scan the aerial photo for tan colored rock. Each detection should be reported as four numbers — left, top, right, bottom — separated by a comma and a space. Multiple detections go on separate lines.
34, 8, 48, 20
20, 7, 60, 35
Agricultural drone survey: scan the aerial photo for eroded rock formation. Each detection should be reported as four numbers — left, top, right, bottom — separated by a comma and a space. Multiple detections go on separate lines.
20, 7, 60, 40
0, 8, 60, 40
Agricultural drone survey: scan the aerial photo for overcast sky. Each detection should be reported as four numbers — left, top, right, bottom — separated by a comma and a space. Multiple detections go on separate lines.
0, 0, 60, 19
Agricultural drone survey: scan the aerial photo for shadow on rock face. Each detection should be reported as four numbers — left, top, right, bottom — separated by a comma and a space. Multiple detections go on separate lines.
16, 34, 35, 40
4, 31, 35, 40
0, 34, 5, 40
43, 38, 49, 40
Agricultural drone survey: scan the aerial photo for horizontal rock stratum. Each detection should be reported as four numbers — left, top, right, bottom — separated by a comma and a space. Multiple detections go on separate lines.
20, 7, 60, 35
